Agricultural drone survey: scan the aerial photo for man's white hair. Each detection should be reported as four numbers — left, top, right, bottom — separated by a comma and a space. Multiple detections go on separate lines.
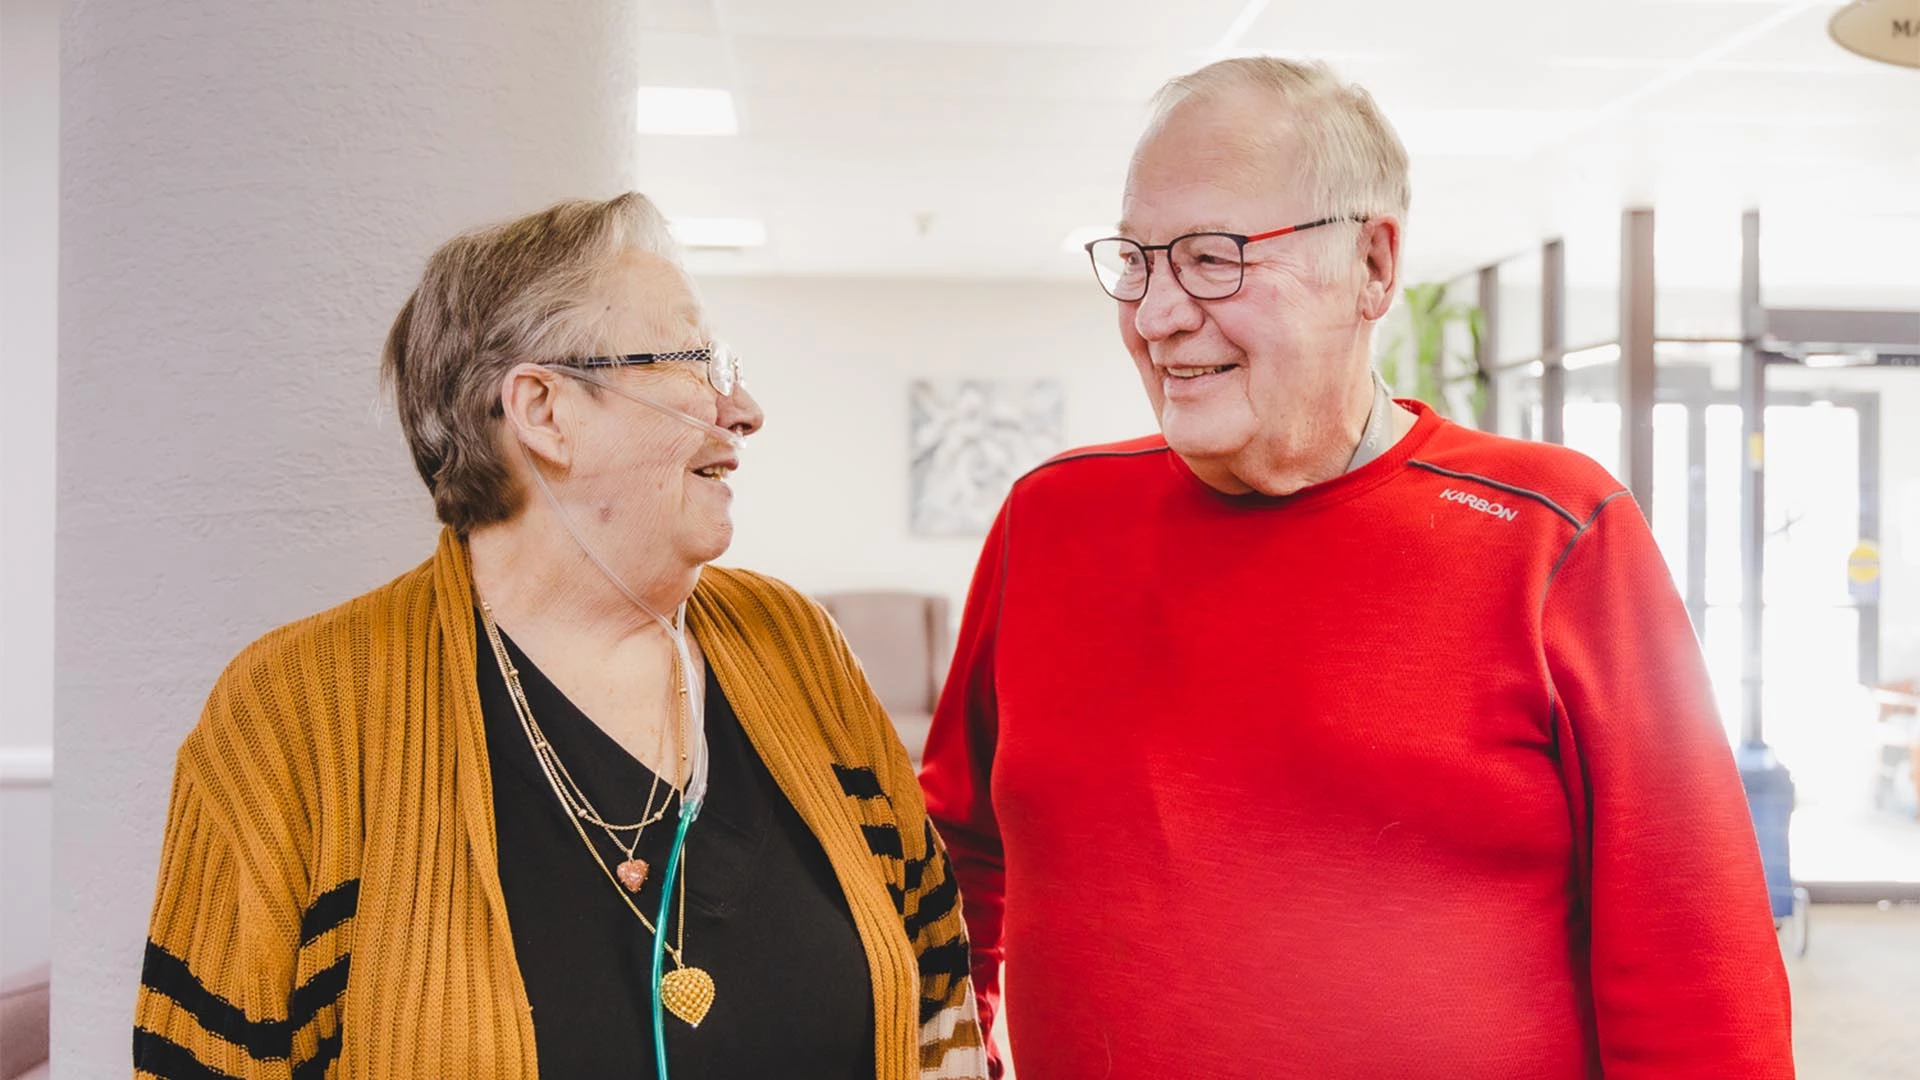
1145, 57, 1410, 280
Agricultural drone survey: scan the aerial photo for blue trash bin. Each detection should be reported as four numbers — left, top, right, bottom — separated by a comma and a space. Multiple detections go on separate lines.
1735, 742, 1796, 921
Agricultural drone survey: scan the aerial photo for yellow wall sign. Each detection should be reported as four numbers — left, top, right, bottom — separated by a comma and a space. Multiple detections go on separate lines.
1849, 540, 1882, 602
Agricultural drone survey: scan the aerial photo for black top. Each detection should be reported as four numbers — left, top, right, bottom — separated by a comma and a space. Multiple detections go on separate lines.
476, 613, 875, 1079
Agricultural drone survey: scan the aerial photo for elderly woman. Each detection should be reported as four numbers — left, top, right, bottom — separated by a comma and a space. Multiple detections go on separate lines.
133, 193, 985, 1080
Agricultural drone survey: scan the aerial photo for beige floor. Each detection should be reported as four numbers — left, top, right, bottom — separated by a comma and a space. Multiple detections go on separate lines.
1789, 902, 1920, 1080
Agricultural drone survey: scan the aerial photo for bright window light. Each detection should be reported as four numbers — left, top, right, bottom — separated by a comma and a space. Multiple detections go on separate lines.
1562, 344, 1620, 371
636, 87, 738, 136
669, 217, 767, 249
1802, 350, 1875, 369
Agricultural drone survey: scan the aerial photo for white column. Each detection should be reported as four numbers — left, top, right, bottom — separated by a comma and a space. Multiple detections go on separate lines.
54, 1, 639, 1070
0, 0, 61, 985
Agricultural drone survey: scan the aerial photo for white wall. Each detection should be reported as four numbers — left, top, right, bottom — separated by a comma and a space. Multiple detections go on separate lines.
703, 275, 1157, 611
0, 0, 59, 982
54, 1, 640, 1071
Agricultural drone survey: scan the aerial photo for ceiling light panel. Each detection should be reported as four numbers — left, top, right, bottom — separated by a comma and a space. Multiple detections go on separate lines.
716, 0, 1247, 51
636, 87, 739, 135
669, 217, 768, 248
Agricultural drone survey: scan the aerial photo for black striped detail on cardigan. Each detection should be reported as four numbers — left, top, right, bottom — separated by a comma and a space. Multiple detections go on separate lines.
903, 835, 932, 892
903, 819, 971, 1029
903, 820, 943, 893
904, 864, 960, 941
133, 1027, 244, 1080
862, 822, 905, 859
831, 770, 981, 1072
292, 1027, 343, 1080
136, 947, 352, 1069
832, 763, 888, 799
298, 879, 360, 946
138, 942, 295, 1060
874, 820, 955, 920
287, 955, 351, 1033
287, 878, 356, 1079
135, 879, 358, 1079
916, 940, 973, 1024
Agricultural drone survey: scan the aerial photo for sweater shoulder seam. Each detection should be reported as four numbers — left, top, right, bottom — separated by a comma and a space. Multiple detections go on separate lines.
1542, 489, 1634, 601
1408, 459, 1586, 529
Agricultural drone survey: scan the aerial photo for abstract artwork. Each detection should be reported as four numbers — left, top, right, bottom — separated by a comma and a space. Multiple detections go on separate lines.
909, 379, 1065, 535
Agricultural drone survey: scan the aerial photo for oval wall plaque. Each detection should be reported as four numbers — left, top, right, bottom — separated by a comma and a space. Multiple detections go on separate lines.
1830, 0, 1920, 69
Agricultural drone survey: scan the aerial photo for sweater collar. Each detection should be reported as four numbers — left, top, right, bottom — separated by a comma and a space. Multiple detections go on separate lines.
1164, 399, 1445, 511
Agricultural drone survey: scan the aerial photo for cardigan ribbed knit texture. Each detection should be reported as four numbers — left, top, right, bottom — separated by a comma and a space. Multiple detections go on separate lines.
135, 529, 985, 1079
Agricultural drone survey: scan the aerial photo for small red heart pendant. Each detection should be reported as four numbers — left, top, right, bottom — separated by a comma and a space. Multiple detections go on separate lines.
616, 858, 649, 891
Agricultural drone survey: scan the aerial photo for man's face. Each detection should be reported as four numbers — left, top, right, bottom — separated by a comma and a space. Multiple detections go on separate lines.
1117, 95, 1375, 491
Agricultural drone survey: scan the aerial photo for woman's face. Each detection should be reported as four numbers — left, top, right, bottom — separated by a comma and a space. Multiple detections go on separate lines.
555, 252, 764, 576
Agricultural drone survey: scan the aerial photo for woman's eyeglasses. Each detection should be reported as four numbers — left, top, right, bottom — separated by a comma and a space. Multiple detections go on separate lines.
558, 342, 741, 396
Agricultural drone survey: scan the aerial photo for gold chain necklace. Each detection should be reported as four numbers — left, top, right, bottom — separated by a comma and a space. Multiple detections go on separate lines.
478, 601, 715, 1026
482, 603, 678, 888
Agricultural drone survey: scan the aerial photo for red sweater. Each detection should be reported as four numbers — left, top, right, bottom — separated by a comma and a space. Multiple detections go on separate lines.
919, 405, 1793, 1080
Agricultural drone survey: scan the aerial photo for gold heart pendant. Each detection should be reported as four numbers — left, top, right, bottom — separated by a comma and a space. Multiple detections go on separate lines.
659, 966, 716, 1027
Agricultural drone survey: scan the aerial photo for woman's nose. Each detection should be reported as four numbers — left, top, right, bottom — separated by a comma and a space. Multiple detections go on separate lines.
717, 381, 764, 437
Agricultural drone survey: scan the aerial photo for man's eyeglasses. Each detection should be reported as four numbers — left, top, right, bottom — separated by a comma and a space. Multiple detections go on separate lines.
1084, 217, 1366, 302
556, 342, 741, 396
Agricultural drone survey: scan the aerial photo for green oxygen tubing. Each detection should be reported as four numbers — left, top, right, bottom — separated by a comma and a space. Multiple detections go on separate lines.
652, 796, 700, 1078
650, 616, 709, 1080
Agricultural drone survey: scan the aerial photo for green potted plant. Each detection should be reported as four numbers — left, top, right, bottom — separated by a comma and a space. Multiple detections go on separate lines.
1380, 282, 1485, 424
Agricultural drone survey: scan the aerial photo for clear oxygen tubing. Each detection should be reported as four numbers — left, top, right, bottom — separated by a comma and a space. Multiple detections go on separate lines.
516, 364, 743, 804
510, 364, 741, 1077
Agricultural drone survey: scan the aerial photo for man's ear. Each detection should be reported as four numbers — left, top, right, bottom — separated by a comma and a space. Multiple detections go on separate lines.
499, 363, 572, 471
1356, 216, 1401, 322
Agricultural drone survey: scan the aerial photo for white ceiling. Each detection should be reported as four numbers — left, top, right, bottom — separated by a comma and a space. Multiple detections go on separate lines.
634, 0, 1920, 295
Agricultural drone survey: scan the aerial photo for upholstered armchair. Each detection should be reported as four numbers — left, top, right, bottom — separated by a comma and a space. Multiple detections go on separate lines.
0, 964, 49, 1080
815, 591, 954, 765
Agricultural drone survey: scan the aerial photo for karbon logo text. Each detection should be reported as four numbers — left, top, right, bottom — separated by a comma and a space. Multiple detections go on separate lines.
1439, 488, 1519, 522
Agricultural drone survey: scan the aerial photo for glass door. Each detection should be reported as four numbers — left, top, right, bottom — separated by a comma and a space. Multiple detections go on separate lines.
1550, 369, 1909, 884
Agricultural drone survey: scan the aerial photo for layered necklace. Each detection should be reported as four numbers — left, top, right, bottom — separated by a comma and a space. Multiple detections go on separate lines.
478, 601, 716, 1027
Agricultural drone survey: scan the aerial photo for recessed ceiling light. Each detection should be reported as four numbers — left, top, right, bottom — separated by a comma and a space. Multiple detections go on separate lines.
1060, 226, 1112, 254
669, 217, 767, 249
636, 87, 738, 136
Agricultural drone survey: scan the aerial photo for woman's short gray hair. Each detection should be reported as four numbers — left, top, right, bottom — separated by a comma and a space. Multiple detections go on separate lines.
381, 192, 681, 533
1148, 57, 1410, 279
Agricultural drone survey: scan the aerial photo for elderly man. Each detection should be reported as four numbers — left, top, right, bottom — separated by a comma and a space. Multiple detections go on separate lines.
919, 58, 1793, 1079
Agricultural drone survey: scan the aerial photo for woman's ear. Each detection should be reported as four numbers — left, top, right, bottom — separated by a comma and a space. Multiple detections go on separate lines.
499, 363, 572, 470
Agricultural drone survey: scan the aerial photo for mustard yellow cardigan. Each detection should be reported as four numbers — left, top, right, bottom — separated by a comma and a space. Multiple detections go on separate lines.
134, 530, 985, 1079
